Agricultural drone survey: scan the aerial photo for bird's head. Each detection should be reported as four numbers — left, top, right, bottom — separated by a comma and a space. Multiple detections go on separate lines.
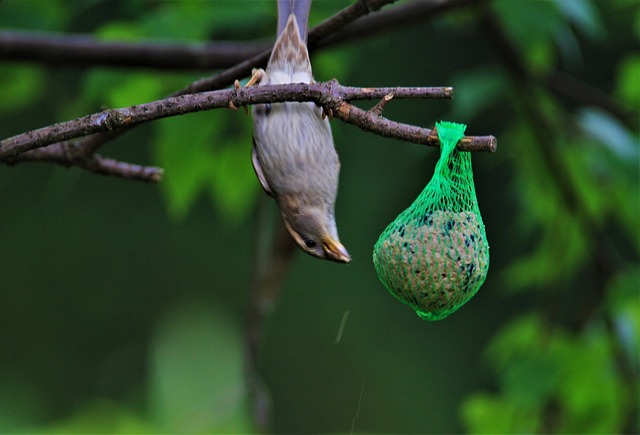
279, 198, 350, 264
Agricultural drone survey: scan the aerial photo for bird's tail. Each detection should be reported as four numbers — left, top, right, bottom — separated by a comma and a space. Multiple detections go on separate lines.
268, 0, 312, 80
277, 0, 312, 41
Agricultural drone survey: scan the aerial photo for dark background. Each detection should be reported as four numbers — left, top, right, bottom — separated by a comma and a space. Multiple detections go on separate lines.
0, 0, 637, 433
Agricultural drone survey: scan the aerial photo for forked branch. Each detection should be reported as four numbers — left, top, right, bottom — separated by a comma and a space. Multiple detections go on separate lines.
0, 81, 496, 181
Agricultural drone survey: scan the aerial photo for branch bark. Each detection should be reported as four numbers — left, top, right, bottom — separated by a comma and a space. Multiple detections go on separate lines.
174, 0, 399, 96
0, 30, 268, 70
0, 81, 495, 164
317, 0, 482, 48
0, 0, 399, 72
0, 0, 404, 181
3, 139, 164, 182
0, 0, 485, 72
0, 0, 498, 182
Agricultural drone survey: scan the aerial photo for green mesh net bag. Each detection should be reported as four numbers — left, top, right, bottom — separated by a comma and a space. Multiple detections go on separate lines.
373, 121, 489, 321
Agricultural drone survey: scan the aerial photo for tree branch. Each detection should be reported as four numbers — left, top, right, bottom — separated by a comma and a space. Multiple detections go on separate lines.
0, 0, 485, 73
0, 0, 399, 73
318, 0, 482, 48
0, 30, 268, 70
174, 0, 399, 96
3, 139, 164, 182
1, 0, 498, 181
0, 0, 403, 181
245, 197, 297, 431
0, 81, 495, 163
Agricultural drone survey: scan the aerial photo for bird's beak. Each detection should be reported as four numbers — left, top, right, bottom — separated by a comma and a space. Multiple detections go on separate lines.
322, 237, 351, 263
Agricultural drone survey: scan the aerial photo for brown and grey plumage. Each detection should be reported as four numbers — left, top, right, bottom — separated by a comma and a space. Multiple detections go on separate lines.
249, 0, 350, 263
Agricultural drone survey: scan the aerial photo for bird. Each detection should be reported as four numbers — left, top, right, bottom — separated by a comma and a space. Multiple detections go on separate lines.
248, 0, 351, 263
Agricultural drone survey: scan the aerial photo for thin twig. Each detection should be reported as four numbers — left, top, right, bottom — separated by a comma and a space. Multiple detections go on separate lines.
318, 0, 482, 48
338, 85, 453, 100
4, 141, 163, 182
0, 81, 495, 161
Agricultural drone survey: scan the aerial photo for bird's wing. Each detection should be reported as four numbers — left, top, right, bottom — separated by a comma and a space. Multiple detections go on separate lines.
251, 137, 275, 197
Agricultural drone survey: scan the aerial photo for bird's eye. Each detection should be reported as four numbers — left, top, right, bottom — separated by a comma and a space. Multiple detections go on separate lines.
264, 103, 272, 116
304, 239, 317, 249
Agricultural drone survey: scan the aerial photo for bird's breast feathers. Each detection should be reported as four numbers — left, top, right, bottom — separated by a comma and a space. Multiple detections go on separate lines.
253, 102, 339, 198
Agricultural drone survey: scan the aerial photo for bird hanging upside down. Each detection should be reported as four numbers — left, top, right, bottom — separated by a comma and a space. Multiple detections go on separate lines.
248, 0, 351, 263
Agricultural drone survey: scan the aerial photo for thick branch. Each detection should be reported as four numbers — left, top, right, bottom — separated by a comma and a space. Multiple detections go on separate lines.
0, 81, 495, 160
0, 30, 267, 70
0, 0, 398, 73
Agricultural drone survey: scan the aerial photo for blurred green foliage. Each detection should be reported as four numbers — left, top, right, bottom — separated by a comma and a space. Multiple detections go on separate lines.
0, 0, 638, 433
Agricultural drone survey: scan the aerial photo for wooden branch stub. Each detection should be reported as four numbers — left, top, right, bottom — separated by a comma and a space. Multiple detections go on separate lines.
369, 93, 394, 116
332, 100, 497, 152
427, 127, 498, 152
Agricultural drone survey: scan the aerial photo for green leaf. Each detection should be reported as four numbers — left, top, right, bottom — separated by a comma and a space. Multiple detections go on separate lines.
606, 267, 640, 367
556, 325, 626, 433
499, 120, 609, 292
577, 107, 638, 161
560, 140, 610, 224
553, 0, 605, 40
461, 393, 540, 433
82, 70, 172, 109
138, 4, 214, 40
154, 113, 217, 220
486, 313, 545, 369
108, 74, 167, 108
0, 66, 46, 112
571, 108, 639, 247
615, 54, 640, 111
105, 1, 271, 41
471, 311, 631, 434
95, 22, 141, 42
148, 299, 252, 433
501, 196, 589, 292
40, 399, 155, 434
313, 48, 354, 83
449, 67, 506, 120
0, 371, 47, 433
153, 111, 258, 223
207, 125, 259, 224
493, 0, 562, 73
0, 0, 68, 30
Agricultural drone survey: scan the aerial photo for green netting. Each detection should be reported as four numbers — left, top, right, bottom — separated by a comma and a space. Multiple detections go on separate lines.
373, 121, 490, 321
